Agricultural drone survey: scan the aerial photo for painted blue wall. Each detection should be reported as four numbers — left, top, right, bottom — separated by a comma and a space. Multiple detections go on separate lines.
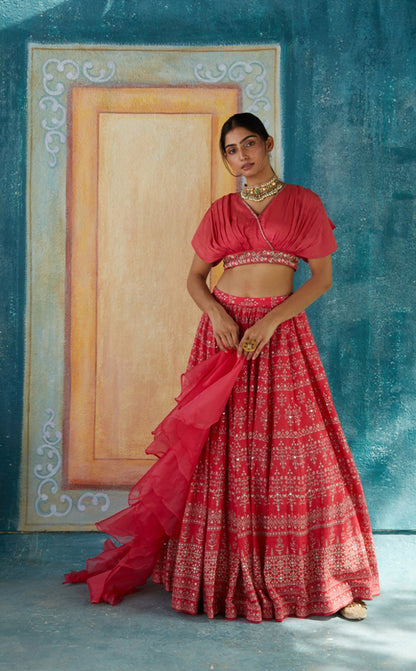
0, 0, 415, 530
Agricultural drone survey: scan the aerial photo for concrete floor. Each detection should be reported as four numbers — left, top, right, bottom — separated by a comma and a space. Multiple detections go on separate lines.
0, 533, 415, 671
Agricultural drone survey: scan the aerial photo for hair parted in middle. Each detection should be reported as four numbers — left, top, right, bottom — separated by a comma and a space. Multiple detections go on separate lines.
219, 113, 270, 154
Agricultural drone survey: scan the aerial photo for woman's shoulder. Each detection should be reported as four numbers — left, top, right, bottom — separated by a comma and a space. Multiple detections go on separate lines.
210, 192, 237, 208
282, 183, 322, 201
278, 184, 331, 220
206, 192, 238, 220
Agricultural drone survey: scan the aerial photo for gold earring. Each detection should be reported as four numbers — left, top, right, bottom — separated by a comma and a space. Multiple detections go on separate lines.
221, 154, 239, 177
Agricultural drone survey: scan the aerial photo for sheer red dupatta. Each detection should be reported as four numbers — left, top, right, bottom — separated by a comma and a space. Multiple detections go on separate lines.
64, 350, 245, 605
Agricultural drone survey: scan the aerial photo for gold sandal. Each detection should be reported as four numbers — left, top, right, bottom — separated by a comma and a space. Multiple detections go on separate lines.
339, 599, 367, 621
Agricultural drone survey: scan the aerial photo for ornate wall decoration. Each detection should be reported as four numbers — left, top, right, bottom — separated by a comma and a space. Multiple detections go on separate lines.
40, 58, 116, 167
34, 409, 110, 518
194, 60, 272, 119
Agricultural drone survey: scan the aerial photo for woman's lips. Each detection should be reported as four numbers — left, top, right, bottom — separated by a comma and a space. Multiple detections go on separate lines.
241, 163, 254, 170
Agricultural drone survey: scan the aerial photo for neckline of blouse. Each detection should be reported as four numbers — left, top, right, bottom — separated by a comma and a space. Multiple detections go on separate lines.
235, 182, 288, 218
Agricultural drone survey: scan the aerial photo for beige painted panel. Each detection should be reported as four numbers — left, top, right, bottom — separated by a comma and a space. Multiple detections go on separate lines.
65, 86, 238, 487
95, 113, 211, 460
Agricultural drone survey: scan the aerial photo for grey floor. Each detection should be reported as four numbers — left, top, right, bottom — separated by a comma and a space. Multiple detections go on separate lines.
0, 532, 415, 671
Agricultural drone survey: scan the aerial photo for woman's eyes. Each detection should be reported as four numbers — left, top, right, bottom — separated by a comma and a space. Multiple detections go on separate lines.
226, 140, 256, 155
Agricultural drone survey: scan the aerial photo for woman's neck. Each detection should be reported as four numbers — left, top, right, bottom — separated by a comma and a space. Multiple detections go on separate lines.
244, 168, 275, 186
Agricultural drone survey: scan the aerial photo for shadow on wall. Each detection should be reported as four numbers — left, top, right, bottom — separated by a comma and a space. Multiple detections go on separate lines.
0, 0, 291, 42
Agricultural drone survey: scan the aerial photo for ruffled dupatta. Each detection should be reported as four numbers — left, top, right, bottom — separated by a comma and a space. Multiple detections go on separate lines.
64, 350, 245, 605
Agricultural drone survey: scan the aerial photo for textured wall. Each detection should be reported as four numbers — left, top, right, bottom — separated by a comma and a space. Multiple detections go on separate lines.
0, 0, 415, 530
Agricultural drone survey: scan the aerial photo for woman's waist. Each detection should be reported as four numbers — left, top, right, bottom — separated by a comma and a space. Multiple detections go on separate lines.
215, 263, 294, 299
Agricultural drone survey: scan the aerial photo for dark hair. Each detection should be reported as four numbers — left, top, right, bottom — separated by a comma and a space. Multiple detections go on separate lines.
219, 113, 269, 153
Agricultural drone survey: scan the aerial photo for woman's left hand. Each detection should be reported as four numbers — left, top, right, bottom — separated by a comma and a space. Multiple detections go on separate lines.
237, 314, 280, 360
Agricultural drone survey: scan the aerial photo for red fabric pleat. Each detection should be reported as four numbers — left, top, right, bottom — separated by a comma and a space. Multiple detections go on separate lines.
64, 350, 244, 604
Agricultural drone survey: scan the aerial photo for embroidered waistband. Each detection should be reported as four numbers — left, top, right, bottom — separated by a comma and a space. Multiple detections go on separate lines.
213, 287, 289, 308
222, 250, 299, 271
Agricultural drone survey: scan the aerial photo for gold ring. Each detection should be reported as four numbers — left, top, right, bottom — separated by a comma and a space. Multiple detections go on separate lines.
242, 340, 257, 352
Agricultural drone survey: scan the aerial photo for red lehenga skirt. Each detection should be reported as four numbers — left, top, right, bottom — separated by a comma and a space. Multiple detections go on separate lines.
65, 288, 379, 622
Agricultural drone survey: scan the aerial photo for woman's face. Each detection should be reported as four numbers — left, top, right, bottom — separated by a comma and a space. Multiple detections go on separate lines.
223, 126, 274, 182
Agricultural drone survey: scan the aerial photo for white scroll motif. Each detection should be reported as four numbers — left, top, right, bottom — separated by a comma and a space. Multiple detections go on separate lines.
194, 60, 271, 114
40, 58, 116, 167
34, 409, 110, 518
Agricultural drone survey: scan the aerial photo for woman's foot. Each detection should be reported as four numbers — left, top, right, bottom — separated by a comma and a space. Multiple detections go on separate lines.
339, 599, 367, 621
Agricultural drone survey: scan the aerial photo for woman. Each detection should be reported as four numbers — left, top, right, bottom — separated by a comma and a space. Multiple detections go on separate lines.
66, 113, 379, 623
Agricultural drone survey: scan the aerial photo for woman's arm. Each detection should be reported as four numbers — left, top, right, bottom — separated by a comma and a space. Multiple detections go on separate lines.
187, 254, 240, 351
238, 255, 333, 358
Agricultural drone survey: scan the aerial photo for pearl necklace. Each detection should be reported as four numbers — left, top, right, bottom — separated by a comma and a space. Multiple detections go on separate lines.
241, 175, 285, 202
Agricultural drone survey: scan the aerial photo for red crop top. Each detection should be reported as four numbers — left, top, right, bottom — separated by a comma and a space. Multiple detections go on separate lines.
191, 184, 337, 270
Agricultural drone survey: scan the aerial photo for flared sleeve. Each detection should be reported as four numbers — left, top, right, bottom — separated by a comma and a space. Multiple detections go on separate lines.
291, 188, 337, 261
191, 205, 223, 265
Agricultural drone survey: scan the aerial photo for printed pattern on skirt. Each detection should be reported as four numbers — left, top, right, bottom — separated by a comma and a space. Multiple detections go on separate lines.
152, 288, 380, 622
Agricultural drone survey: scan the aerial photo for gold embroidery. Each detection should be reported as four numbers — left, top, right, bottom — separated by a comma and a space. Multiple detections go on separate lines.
222, 250, 299, 271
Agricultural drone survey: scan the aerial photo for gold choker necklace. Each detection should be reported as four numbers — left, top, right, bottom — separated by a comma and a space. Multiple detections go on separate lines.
241, 175, 284, 202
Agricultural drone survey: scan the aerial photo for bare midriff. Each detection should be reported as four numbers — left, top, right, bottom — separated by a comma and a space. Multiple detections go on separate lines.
215, 263, 295, 298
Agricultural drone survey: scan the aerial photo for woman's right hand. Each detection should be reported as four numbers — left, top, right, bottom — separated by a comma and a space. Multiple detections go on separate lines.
187, 254, 240, 351
209, 306, 240, 351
